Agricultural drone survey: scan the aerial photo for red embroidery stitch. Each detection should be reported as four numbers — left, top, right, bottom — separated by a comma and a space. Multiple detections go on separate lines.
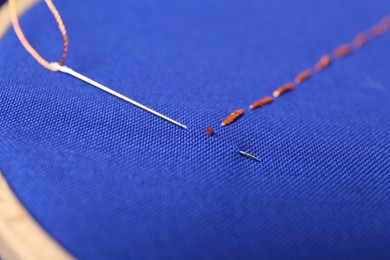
221, 109, 245, 126
206, 126, 215, 136
315, 55, 332, 71
370, 24, 386, 38
353, 33, 368, 48
250, 96, 273, 110
334, 44, 352, 58
383, 16, 390, 29
273, 83, 295, 98
295, 69, 313, 84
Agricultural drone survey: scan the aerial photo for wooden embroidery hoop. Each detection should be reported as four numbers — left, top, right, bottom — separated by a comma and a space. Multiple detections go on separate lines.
0, 1, 72, 259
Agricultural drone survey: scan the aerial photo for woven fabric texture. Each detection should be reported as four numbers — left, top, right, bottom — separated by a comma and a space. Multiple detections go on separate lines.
1, 0, 390, 259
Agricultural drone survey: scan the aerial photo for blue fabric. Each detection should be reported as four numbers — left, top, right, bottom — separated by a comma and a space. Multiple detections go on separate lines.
1, 0, 390, 259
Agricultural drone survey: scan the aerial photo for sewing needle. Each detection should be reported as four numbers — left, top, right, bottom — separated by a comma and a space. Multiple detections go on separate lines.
239, 150, 261, 162
51, 63, 187, 129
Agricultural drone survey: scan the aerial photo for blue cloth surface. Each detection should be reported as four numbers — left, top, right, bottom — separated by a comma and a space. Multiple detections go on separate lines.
1, 0, 390, 259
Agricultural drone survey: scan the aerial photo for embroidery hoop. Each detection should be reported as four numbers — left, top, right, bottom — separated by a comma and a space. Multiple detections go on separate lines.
0, 1, 73, 258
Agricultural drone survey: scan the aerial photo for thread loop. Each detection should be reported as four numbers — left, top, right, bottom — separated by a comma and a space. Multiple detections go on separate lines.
8, 0, 68, 71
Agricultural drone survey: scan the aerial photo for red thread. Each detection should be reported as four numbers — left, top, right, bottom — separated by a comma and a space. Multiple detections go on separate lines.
369, 24, 386, 38
295, 69, 313, 84
8, 0, 68, 71
334, 44, 352, 58
216, 14, 390, 129
221, 109, 245, 126
273, 83, 295, 98
383, 16, 390, 29
250, 96, 273, 110
353, 33, 368, 48
206, 126, 215, 136
314, 55, 331, 71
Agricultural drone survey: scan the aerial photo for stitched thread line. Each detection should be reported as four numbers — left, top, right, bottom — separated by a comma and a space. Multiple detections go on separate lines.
221, 109, 245, 126
8, 0, 68, 71
218, 15, 390, 129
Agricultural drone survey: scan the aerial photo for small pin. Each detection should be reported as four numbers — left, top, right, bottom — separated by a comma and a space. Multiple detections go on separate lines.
51, 63, 187, 129
239, 150, 261, 162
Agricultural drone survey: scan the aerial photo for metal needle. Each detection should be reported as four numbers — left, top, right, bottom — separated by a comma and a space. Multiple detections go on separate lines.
239, 150, 261, 162
51, 62, 188, 129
